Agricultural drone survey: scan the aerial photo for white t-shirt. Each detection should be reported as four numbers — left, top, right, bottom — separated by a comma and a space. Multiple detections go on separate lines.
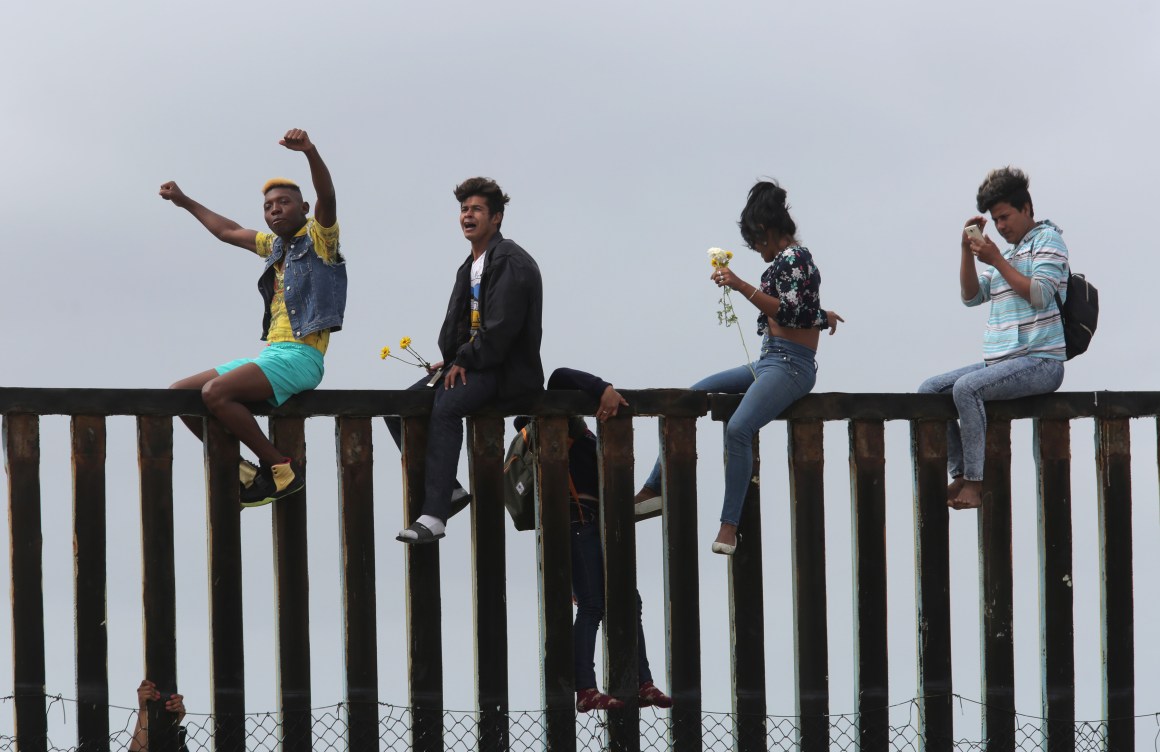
469, 252, 486, 337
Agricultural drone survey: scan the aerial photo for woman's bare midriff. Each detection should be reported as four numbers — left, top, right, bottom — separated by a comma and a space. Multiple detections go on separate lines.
765, 321, 820, 352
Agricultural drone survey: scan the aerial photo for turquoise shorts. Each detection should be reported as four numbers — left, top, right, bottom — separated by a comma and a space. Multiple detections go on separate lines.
215, 342, 325, 406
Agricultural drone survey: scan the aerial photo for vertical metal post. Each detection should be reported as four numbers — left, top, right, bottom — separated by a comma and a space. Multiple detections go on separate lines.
599, 415, 641, 752
72, 415, 109, 752
138, 416, 180, 752
204, 418, 245, 752
468, 417, 510, 752
911, 419, 953, 752
660, 416, 701, 752
6, 414, 47, 752
270, 417, 311, 752
337, 417, 380, 749
536, 416, 576, 752
1095, 418, 1133, 752
1034, 419, 1074, 752
730, 434, 766, 752
789, 420, 829, 752
400, 415, 443, 752
850, 420, 888, 752
978, 420, 1014, 752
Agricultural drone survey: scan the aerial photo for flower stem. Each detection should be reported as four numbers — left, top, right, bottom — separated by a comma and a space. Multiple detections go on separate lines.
724, 289, 758, 382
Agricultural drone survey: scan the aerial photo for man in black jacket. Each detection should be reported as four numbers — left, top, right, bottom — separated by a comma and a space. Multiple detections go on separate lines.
389, 177, 544, 544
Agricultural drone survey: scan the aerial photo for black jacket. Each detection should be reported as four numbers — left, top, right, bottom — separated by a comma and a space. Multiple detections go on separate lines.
438, 232, 544, 399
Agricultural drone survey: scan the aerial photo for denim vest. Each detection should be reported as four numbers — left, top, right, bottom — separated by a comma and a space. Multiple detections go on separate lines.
257, 223, 348, 340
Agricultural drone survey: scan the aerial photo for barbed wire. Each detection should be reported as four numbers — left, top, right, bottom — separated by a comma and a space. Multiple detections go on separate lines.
0, 692, 1148, 751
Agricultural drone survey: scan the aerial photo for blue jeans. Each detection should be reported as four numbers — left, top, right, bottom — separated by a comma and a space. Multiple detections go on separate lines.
644, 337, 817, 526
384, 370, 499, 522
571, 516, 653, 690
917, 356, 1064, 480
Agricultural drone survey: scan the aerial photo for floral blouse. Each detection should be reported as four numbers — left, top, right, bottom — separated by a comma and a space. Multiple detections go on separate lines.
756, 245, 828, 335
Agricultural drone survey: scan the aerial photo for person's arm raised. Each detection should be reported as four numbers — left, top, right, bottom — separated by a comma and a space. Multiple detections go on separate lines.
279, 128, 336, 228
159, 181, 258, 252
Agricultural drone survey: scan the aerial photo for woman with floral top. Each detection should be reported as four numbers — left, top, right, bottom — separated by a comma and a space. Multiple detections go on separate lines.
635, 181, 843, 554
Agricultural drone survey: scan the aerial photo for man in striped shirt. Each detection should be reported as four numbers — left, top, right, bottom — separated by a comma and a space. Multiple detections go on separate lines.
918, 167, 1069, 510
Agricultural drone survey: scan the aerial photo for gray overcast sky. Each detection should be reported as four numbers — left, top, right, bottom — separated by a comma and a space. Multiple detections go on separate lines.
3, 0, 1159, 743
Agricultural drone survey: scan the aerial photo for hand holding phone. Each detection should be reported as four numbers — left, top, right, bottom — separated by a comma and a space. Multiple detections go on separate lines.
964, 224, 984, 242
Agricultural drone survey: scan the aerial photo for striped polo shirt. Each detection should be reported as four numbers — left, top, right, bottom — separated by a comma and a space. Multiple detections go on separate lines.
965, 220, 1069, 365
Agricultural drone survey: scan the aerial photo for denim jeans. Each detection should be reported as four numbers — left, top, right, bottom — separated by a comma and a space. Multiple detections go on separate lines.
643, 337, 817, 526
571, 516, 653, 690
917, 356, 1064, 480
384, 369, 499, 522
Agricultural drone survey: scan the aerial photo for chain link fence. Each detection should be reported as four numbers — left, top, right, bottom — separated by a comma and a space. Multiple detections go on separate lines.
0, 693, 1139, 750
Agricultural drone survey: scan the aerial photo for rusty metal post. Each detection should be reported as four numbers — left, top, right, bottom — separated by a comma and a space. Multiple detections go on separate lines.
5, 414, 47, 752
400, 414, 443, 752
337, 417, 380, 749
911, 419, 953, 752
850, 420, 887, 752
730, 434, 766, 752
1095, 417, 1133, 751
1034, 419, 1074, 752
270, 417, 311, 752
660, 415, 701, 752
788, 419, 829, 752
468, 416, 510, 752
72, 415, 109, 752
203, 418, 245, 752
535, 416, 576, 752
598, 414, 641, 752
979, 419, 1014, 752
137, 416, 180, 752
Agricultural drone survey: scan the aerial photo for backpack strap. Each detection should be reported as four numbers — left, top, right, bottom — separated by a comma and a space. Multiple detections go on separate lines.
1053, 273, 1071, 325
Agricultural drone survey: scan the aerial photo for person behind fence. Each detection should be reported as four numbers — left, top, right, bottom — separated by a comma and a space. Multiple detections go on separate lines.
386, 177, 543, 545
520, 367, 673, 712
129, 679, 188, 752
918, 167, 1068, 510
159, 129, 346, 508
633, 181, 843, 556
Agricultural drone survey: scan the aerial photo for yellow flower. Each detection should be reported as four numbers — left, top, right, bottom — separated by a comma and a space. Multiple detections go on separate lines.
400, 336, 412, 349
380, 346, 390, 359
707, 247, 733, 268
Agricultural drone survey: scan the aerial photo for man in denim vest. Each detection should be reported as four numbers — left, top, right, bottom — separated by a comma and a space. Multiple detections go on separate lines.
160, 128, 346, 507
387, 177, 544, 544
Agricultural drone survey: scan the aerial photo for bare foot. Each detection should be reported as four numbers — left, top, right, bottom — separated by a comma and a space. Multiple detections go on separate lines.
950, 480, 983, 510
714, 523, 738, 547
946, 477, 965, 503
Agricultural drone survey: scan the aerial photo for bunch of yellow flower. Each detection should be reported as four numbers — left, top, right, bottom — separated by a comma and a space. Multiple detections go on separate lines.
707, 247, 734, 268
706, 247, 756, 381
379, 337, 433, 370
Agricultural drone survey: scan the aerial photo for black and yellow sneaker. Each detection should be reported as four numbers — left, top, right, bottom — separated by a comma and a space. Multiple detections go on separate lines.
239, 459, 260, 493
240, 459, 304, 508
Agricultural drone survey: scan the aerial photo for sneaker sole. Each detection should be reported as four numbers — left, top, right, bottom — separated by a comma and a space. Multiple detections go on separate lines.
240, 479, 305, 508
634, 496, 662, 521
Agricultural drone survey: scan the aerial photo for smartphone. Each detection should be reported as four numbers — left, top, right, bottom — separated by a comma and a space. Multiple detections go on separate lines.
964, 225, 984, 241
426, 367, 444, 388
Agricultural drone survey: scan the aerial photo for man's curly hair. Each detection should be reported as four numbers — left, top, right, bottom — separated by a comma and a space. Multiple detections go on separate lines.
454, 177, 510, 229
976, 167, 1033, 216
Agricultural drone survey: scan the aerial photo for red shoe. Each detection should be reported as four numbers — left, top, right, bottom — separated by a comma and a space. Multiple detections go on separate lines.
638, 681, 672, 708
576, 688, 625, 713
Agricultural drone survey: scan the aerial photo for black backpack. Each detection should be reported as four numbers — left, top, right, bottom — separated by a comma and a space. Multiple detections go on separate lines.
1054, 273, 1098, 360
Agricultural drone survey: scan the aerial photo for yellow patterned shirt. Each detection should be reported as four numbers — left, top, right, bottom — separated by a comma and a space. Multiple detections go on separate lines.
254, 219, 340, 354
